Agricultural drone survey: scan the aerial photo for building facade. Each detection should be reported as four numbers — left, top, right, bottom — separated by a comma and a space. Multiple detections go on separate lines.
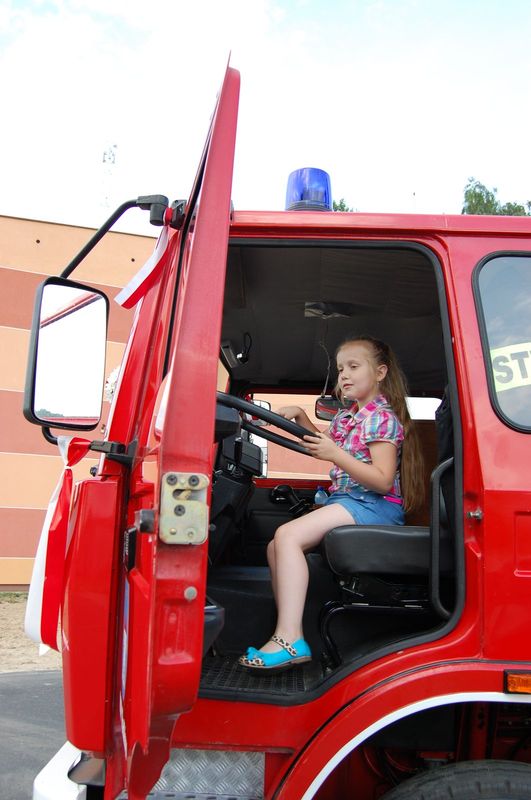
0, 215, 155, 587
0, 214, 330, 588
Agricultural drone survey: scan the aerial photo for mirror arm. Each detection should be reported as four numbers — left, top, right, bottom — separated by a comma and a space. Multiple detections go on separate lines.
41, 426, 58, 446
60, 195, 169, 279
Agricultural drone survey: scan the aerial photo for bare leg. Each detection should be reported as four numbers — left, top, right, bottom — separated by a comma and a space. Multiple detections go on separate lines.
267, 538, 277, 607
266, 539, 277, 604
259, 503, 355, 653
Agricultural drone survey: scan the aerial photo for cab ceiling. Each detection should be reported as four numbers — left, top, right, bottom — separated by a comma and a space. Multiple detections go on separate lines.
221, 243, 445, 396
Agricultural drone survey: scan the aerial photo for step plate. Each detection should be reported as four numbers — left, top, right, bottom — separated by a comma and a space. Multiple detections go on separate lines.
117, 749, 264, 799
120, 794, 258, 799
138, 795, 259, 799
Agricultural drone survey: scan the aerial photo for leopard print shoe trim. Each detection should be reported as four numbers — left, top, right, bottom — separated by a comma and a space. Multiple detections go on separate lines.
270, 634, 298, 656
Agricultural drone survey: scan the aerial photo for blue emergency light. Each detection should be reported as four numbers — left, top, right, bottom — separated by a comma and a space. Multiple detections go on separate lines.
285, 168, 332, 211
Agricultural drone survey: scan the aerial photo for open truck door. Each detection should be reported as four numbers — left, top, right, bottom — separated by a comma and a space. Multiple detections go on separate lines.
25, 65, 240, 800
115, 65, 241, 799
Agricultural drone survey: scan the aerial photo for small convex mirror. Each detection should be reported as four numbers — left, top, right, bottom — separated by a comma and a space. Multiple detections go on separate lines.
314, 395, 345, 421
24, 277, 109, 430
243, 398, 271, 427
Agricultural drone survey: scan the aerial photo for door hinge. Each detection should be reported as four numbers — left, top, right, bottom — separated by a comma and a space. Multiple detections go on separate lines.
159, 472, 209, 545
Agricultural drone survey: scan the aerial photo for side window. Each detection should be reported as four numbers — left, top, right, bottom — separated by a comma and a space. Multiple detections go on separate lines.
254, 393, 330, 480
217, 359, 229, 391
476, 254, 531, 431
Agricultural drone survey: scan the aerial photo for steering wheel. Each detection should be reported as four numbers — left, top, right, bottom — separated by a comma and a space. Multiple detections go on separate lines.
216, 392, 315, 455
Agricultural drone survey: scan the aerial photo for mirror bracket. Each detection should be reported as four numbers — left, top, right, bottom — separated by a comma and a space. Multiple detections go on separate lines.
39, 429, 137, 469
89, 439, 137, 468
42, 432, 138, 469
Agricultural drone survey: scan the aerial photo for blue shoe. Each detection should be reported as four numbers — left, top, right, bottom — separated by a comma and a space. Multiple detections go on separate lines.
238, 635, 312, 671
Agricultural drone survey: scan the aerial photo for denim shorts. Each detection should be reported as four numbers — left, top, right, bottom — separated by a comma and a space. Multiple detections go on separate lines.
325, 490, 405, 526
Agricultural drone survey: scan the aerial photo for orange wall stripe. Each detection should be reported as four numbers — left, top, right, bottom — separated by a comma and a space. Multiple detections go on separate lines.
0, 267, 134, 342
0, 452, 99, 509
0, 558, 34, 585
1, 390, 112, 455
0, 327, 125, 393
0, 215, 155, 287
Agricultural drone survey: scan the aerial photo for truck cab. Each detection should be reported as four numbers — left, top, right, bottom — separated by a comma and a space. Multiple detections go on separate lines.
24, 65, 531, 799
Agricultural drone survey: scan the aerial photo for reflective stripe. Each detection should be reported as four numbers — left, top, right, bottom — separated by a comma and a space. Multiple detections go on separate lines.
301, 692, 531, 799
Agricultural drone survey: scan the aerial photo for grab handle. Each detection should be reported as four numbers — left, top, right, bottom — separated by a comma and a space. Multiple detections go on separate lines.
430, 457, 454, 620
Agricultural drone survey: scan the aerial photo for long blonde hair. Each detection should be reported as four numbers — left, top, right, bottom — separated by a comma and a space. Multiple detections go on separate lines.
335, 336, 424, 513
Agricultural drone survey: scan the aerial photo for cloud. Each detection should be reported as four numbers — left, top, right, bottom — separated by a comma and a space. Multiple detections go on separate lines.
0, 1, 279, 229
1, 0, 531, 231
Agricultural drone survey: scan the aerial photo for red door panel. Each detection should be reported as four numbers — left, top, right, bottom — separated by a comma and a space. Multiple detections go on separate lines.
119, 65, 240, 799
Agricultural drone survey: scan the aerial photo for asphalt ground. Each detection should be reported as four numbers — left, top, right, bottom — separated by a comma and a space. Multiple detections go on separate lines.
0, 670, 64, 800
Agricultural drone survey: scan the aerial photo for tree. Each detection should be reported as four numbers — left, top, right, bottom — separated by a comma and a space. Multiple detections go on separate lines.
333, 198, 354, 212
462, 178, 531, 216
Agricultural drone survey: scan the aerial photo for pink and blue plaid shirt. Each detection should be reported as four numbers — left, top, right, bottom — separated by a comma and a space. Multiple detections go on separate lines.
328, 394, 404, 498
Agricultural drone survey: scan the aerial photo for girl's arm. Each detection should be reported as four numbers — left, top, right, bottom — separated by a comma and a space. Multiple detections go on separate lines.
303, 433, 397, 494
276, 405, 320, 433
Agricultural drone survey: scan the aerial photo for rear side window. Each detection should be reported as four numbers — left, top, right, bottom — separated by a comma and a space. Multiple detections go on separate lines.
476, 253, 531, 431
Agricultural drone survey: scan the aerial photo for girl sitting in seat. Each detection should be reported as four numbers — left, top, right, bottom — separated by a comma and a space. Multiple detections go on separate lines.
239, 335, 423, 671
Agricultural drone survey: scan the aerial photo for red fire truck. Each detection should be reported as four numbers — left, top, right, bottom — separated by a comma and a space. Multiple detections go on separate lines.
23, 65, 531, 799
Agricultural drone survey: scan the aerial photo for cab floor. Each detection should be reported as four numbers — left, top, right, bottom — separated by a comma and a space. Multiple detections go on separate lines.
199, 653, 325, 701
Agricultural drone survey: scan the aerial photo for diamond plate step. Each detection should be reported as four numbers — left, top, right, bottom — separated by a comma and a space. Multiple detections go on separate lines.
120, 794, 258, 799
117, 749, 264, 799
147, 794, 258, 799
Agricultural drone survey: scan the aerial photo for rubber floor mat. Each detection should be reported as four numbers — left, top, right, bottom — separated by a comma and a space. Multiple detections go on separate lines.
199, 654, 323, 702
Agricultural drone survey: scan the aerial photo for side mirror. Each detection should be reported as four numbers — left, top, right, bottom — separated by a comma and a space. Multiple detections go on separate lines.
23, 277, 109, 430
243, 398, 271, 427
243, 398, 271, 477
315, 395, 344, 421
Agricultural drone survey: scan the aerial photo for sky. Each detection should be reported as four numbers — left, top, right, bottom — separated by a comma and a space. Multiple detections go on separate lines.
1, 0, 531, 237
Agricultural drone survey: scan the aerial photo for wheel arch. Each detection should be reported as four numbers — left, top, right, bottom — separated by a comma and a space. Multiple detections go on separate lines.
275, 665, 531, 800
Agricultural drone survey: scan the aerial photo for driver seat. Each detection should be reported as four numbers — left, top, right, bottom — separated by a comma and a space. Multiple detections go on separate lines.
319, 472, 454, 667
319, 397, 456, 667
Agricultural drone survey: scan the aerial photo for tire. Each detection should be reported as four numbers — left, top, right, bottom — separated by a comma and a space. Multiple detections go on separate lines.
382, 760, 531, 800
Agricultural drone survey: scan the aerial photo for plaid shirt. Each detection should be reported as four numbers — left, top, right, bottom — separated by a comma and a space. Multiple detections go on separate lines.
328, 394, 404, 498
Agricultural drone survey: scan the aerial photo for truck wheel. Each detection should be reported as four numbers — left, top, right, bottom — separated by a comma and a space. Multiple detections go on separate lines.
382, 760, 531, 799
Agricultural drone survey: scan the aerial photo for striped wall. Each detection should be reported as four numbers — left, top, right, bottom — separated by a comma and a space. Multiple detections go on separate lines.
0, 215, 156, 586
0, 215, 331, 588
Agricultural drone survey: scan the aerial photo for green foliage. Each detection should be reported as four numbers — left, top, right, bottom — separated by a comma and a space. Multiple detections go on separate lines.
0, 592, 26, 603
501, 200, 531, 216
333, 198, 354, 212
462, 178, 531, 216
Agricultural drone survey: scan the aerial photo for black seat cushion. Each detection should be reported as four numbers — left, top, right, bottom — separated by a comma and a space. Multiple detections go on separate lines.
323, 524, 453, 577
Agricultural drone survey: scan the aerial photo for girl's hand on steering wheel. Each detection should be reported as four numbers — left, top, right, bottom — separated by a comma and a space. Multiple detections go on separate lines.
302, 431, 339, 462
275, 406, 318, 436
276, 405, 303, 421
